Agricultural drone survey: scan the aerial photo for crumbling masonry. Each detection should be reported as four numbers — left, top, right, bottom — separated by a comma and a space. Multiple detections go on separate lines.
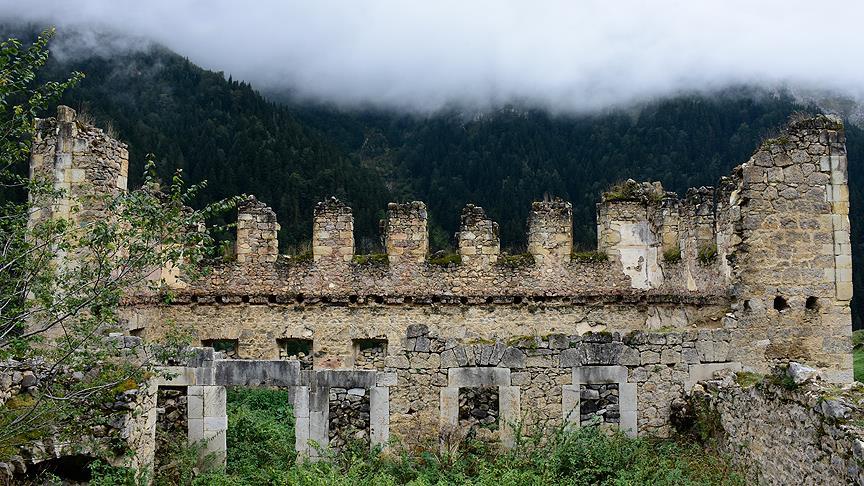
28, 107, 854, 466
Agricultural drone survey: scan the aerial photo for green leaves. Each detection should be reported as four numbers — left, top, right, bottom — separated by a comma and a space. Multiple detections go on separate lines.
0, 29, 238, 464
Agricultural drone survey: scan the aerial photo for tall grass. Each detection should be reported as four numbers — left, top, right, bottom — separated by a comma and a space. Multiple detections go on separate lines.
96, 387, 743, 485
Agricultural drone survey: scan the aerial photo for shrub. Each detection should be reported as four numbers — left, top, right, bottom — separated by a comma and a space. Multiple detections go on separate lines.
498, 253, 535, 268
663, 247, 682, 263
697, 244, 718, 265
352, 253, 389, 265
428, 253, 462, 266
151, 391, 743, 485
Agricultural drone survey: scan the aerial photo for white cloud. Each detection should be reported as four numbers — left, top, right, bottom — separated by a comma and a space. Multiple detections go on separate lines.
3, 0, 864, 112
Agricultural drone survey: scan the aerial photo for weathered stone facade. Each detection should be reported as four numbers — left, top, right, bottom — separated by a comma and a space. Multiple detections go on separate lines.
685, 366, 864, 485
25, 108, 856, 476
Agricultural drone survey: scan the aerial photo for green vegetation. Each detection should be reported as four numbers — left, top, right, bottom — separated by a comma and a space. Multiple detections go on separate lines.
352, 253, 389, 265
498, 253, 535, 268
0, 29, 234, 462
734, 371, 764, 388
129, 388, 743, 485
663, 246, 682, 263
571, 250, 608, 263
603, 180, 662, 203
428, 252, 462, 266
697, 244, 718, 265
854, 330, 864, 382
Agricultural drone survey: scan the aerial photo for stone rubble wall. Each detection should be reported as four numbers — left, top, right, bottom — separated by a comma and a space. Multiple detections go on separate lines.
385, 325, 739, 443
235, 196, 280, 264
383, 202, 428, 264
527, 199, 573, 266
0, 354, 157, 482
689, 369, 864, 485
457, 204, 500, 267
728, 115, 852, 381
313, 198, 354, 263
30, 106, 128, 228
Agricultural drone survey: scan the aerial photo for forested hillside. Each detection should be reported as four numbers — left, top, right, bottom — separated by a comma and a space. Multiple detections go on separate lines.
20, 31, 864, 326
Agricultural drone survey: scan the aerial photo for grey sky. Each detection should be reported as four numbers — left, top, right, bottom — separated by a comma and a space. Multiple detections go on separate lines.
3, 0, 864, 112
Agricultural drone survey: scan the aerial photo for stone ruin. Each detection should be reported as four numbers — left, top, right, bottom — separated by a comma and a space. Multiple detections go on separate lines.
13, 107, 857, 479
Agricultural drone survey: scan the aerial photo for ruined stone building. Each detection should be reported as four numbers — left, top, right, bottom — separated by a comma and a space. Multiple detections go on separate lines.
18, 107, 858, 480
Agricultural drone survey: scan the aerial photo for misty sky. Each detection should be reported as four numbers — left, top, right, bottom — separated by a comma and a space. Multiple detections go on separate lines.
3, 0, 864, 112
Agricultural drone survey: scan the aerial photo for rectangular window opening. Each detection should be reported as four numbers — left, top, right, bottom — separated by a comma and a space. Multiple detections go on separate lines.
278, 338, 313, 369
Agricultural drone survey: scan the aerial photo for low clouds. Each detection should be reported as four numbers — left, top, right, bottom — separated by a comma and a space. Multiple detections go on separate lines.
3, 0, 864, 112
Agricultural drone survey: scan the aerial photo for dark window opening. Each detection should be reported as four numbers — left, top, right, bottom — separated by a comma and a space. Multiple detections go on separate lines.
805, 296, 819, 311
129, 327, 144, 337
202, 339, 239, 358
773, 296, 790, 312
278, 338, 314, 369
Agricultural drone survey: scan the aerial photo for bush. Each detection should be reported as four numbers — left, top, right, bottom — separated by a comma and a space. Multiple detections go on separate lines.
697, 244, 718, 265
224, 388, 296, 481
352, 253, 389, 265
663, 247, 682, 263
153, 390, 743, 485
428, 253, 462, 266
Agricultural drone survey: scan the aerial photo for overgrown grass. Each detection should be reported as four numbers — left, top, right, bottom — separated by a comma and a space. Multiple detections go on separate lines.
352, 253, 389, 265
428, 253, 462, 266
697, 244, 718, 265
126, 388, 744, 486
855, 348, 864, 383
497, 253, 534, 268
853, 330, 864, 383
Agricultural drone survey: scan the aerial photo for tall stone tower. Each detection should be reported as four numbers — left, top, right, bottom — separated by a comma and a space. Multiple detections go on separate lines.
29, 106, 129, 228
725, 115, 852, 382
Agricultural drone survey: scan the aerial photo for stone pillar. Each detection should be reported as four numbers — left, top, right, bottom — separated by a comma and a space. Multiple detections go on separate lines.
679, 187, 716, 264
235, 196, 279, 264
527, 199, 572, 265
730, 114, 852, 382
188, 385, 227, 467
658, 197, 681, 255
313, 197, 354, 263
457, 204, 500, 267
29, 105, 130, 229
596, 183, 664, 289
382, 202, 428, 264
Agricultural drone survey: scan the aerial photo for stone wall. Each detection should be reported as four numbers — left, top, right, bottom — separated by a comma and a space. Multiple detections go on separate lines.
727, 115, 852, 381
313, 198, 354, 264
457, 204, 500, 267
527, 199, 573, 266
29, 106, 128, 229
24, 109, 856, 467
383, 202, 428, 264
687, 367, 864, 485
0, 355, 157, 482
235, 196, 279, 264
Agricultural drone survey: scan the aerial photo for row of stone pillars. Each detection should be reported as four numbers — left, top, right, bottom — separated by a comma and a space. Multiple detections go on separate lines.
153, 356, 650, 470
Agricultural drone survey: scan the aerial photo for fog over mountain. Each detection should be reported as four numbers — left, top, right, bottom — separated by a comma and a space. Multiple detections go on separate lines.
3, 0, 864, 112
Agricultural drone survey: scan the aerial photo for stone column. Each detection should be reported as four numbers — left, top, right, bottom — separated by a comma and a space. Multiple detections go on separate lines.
382, 202, 428, 264
527, 199, 573, 265
188, 385, 227, 467
457, 204, 500, 267
313, 197, 354, 264
596, 183, 663, 289
235, 196, 279, 263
